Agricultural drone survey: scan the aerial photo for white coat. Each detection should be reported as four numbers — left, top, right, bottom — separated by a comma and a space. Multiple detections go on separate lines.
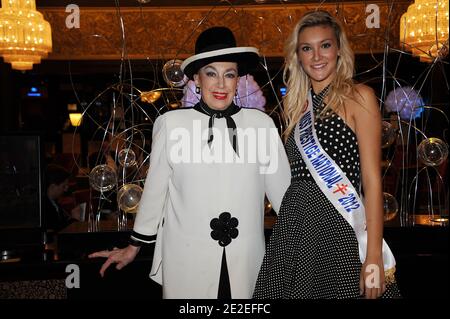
132, 107, 291, 298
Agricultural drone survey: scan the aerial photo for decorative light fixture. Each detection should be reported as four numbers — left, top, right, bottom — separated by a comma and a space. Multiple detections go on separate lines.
400, 0, 449, 62
140, 90, 162, 104
384, 86, 424, 120
69, 113, 82, 127
0, 0, 52, 71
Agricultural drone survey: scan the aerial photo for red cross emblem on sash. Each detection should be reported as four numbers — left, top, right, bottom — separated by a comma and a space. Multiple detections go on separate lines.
333, 183, 348, 195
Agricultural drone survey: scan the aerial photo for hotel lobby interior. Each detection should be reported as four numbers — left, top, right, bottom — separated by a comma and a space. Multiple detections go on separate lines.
0, 0, 448, 303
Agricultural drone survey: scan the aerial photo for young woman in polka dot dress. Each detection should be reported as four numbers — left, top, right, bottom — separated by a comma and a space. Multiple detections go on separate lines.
253, 11, 401, 299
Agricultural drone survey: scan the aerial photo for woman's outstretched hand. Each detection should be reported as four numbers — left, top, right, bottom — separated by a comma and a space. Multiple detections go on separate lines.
88, 245, 140, 277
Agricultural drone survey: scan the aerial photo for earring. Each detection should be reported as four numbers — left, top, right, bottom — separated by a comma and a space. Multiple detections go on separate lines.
195, 86, 200, 94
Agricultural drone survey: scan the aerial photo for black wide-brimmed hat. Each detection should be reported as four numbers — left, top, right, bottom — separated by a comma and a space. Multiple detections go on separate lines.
181, 27, 260, 79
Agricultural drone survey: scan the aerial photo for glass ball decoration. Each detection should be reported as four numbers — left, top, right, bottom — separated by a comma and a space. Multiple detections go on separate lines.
383, 192, 399, 222
381, 121, 397, 148
418, 137, 449, 167
117, 184, 143, 213
162, 59, 188, 87
118, 148, 136, 167
89, 164, 117, 192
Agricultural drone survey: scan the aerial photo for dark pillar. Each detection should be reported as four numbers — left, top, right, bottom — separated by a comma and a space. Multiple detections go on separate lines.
0, 62, 20, 132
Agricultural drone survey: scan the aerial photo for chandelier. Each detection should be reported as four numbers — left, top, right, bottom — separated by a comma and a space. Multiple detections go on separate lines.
0, 0, 52, 71
400, 0, 449, 62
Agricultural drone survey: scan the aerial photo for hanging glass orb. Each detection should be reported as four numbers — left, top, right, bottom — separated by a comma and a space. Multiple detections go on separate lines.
418, 138, 449, 167
118, 148, 136, 167
381, 121, 397, 148
117, 184, 143, 213
383, 192, 399, 222
89, 164, 117, 192
162, 59, 188, 87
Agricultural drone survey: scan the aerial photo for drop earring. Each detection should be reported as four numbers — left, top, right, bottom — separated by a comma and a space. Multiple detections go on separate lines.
195, 86, 201, 94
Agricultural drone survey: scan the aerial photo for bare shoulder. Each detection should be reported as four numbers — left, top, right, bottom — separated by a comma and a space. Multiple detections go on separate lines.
353, 83, 378, 105
350, 83, 380, 116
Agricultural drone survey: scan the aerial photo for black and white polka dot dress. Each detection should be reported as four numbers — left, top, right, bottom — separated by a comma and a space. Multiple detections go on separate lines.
254, 88, 401, 299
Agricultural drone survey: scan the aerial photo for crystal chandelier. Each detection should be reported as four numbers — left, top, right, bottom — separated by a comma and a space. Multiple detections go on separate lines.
400, 0, 449, 62
0, 0, 52, 71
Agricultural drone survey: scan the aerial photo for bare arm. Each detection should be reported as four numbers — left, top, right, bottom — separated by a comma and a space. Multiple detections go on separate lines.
352, 84, 386, 299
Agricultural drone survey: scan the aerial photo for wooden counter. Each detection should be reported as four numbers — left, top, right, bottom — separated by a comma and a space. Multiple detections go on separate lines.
1, 218, 448, 300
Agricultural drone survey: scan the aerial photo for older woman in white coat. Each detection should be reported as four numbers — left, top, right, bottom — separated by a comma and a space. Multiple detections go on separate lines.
89, 26, 291, 299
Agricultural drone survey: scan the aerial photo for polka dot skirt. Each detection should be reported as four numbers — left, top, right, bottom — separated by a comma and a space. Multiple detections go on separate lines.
254, 92, 401, 299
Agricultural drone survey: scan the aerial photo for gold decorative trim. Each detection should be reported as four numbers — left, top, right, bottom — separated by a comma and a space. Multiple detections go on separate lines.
385, 267, 397, 285
40, 2, 411, 60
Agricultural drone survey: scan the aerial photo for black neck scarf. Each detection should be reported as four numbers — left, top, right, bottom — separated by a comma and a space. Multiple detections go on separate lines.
312, 84, 331, 113
193, 100, 241, 156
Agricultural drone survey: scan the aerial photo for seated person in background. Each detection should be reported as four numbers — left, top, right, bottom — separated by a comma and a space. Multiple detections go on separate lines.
87, 133, 122, 172
44, 164, 81, 232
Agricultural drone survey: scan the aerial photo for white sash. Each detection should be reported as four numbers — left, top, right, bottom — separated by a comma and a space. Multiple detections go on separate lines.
294, 91, 396, 272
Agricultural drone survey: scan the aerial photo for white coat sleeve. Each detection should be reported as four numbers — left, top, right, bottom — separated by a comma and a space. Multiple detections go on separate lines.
131, 114, 171, 243
264, 119, 291, 214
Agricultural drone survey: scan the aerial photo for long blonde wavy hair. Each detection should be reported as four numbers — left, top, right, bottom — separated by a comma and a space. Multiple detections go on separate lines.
283, 10, 355, 140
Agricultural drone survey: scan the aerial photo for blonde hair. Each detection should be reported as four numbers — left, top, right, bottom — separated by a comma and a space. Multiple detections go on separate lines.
283, 10, 355, 140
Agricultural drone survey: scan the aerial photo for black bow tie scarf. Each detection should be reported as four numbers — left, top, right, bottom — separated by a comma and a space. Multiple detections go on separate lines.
193, 101, 240, 156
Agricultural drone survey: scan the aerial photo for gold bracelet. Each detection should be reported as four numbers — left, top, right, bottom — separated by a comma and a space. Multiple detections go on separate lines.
385, 267, 397, 285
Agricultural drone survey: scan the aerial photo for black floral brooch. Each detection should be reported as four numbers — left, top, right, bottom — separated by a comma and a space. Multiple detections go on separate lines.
210, 212, 239, 247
